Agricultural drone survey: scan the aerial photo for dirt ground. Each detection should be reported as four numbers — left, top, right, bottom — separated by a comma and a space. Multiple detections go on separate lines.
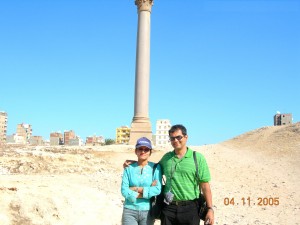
0, 122, 299, 225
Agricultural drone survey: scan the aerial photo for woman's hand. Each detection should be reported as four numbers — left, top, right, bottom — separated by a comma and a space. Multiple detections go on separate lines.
151, 180, 157, 186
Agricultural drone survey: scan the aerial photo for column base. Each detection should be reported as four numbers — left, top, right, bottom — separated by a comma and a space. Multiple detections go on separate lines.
129, 117, 152, 145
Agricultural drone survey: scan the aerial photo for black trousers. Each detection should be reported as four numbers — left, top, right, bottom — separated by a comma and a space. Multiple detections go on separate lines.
161, 201, 200, 225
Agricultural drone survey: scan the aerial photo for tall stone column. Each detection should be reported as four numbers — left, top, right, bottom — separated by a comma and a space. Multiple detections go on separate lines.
129, 0, 154, 145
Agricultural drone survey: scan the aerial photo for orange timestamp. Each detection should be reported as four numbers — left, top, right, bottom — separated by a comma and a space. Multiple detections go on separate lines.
224, 197, 280, 206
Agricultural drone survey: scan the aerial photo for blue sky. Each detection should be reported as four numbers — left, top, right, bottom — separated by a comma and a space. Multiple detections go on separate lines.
0, 0, 299, 145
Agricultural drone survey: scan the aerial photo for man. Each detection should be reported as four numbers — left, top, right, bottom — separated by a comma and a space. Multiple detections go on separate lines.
159, 124, 214, 225
124, 124, 214, 225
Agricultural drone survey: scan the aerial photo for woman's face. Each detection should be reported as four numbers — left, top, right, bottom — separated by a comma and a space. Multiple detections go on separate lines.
135, 147, 151, 160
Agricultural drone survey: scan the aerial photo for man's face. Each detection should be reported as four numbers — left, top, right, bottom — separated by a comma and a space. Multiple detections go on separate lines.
169, 129, 187, 150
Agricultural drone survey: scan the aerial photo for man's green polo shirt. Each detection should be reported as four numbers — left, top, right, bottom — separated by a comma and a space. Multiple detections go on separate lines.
159, 147, 211, 201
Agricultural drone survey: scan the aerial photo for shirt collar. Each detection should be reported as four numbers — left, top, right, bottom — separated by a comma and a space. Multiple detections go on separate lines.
172, 147, 192, 158
185, 147, 193, 158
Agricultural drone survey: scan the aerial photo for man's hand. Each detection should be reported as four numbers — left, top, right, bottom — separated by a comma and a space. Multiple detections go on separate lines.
123, 160, 136, 169
205, 209, 214, 225
200, 182, 214, 225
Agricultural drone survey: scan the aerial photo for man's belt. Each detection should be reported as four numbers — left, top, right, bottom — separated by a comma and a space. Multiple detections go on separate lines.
170, 199, 196, 206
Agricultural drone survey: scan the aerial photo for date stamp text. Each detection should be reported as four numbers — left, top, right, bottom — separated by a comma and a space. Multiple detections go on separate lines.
224, 197, 279, 206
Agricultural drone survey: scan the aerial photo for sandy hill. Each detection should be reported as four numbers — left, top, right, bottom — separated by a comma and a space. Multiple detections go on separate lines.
0, 123, 299, 225
222, 122, 300, 157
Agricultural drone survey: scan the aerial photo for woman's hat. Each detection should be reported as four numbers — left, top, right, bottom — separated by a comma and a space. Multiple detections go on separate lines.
135, 137, 152, 149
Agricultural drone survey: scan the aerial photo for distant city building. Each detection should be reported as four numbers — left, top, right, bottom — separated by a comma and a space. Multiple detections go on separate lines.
154, 119, 172, 147
64, 130, 76, 145
50, 132, 63, 146
69, 136, 84, 146
0, 111, 8, 144
85, 135, 105, 146
44, 139, 50, 146
116, 126, 130, 144
6, 134, 15, 143
16, 123, 32, 144
29, 136, 44, 146
6, 133, 26, 144
274, 113, 292, 126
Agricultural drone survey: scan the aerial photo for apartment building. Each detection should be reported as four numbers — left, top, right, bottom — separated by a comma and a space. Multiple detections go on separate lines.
16, 123, 32, 144
116, 126, 130, 144
6, 134, 25, 144
69, 136, 84, 146
0, 111, 8, 144
29, 136, 44, 146
274, 113, 292, 126
85, 135, 104, 146
155, 119, 172, 146
50, 132, 63, 146
64, 130, 76, 145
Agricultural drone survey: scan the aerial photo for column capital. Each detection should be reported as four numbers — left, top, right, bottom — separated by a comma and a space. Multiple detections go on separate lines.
135, 0, 153, 13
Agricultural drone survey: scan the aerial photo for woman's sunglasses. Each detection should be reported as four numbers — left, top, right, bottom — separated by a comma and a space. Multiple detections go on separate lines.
137, 148, 151, 153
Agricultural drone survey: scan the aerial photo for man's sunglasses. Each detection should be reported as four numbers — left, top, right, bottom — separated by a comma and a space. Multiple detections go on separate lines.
137, 148, 151, 153
169, 135, 184, 141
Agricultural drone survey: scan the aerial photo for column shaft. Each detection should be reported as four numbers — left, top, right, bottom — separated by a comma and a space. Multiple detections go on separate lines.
134, 11, 150, 118
129, 0, 154, 145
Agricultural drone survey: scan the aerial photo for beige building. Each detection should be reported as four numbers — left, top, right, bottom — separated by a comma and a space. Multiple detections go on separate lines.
69, 136, 83, 146
6, 134, 25, 144
154, 119, 172, 147
116, 126, 130, 144
29, 136, 44, 146
0, 112, 8, 144
85, 135, 104, 146
50, 132, 63, 146
16, 123, 32, 144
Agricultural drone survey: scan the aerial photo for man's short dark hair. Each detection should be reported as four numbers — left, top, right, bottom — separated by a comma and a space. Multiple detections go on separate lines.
169, 124, 187, 136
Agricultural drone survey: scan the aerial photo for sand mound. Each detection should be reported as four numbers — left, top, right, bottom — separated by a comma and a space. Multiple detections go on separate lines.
223, 122, 300, 152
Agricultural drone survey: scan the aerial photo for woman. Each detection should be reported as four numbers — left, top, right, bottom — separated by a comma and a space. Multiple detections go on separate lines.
121, 137, 162, 225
